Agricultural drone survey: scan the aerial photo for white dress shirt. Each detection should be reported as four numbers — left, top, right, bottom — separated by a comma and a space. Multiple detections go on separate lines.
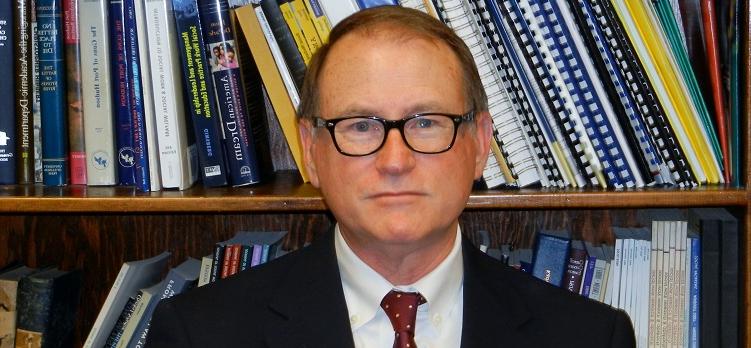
335, 225, 464, 348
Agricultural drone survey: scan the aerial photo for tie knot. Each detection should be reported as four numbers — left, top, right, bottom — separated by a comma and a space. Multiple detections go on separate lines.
380, 290, 426, 347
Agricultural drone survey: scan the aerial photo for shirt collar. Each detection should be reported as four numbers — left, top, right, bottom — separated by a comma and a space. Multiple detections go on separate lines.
335, 224, 464, 329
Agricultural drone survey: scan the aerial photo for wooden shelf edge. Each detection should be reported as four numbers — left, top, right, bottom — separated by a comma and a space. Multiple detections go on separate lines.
0, 186, 745, 213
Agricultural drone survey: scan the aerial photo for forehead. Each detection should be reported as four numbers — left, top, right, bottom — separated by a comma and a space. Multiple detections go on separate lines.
317, 28, 465, 115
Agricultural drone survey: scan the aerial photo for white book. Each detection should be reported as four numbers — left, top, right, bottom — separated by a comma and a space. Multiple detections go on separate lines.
255, 6, 301, 108
316, 0, 358, 27
116, 279, 167, 348
133, 0, 162, 191
588, 255, 607, 302
143, 0, 198, 190
676, 221, 687, 347
649, 221, 659, 346
79, 0, 117, 185
665, 221, 677, 347
83, 251, 170, 348
638, 239, 651, 348
197, 255, 213, 287
683, 229, 692, 346
611, 238, 623, 309
31, 0, 43, 183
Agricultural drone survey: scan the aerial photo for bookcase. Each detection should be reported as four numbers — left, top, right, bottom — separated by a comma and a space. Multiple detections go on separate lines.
2, 5, 750, 348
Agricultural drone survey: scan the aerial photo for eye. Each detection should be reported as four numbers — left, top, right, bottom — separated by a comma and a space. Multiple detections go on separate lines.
415, 118, 434, 128
353, 121, 372, 132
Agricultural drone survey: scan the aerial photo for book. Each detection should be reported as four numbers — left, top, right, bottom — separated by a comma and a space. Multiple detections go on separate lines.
78, 0, 117, 186
260, 0, 306, 89
133, 0, 164, 192
102, 294, 138, 348
315, 0, 357, 26
0, 1, 15, 185
356, 0, 397, 8
30, 0, 42, 183
37, 0, 69, 186
109, 0, 136, 186
172, 0, 229, 187
143, 0, 199, 190
83, 251, 170, 348
302, 0, 330, 43
199, 0, 263, 186
124, 0, 155, 192
14, 0, 33, 184
14, 268, 82, 348
277, 0, 312, 64
126, 258, 201, 348
531, 230, 571, 287
63, 0, 87, 185
563, 240, 587, 293
235, 4, 308, 182
0, 266, 36, 348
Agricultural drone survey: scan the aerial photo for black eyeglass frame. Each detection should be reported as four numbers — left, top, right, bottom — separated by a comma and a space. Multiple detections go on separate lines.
312, 111, 476, 157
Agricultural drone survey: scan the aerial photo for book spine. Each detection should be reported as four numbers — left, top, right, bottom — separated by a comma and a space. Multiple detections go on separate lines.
102, 295, 138, 348
531, 233, 570, 287
14, 0, 32, 184
63, 0, 86, 185
239, 244, 251, 271
198, 0, 261, 186
109, 0, 135, 186
303, 0, 329, 42
250, 243, 262, 267
172, 0, 229, 187
260, 0, 306, 89
144, 0, 198, 190
79, 0, 116, 186
277, 0, 312, 63
563, 242, 587, 293
288, 0, 321, 53
31, 0, 42, 183
37, 0, 68, 186
0, 1, 15, 184
209, 243, 225, 282
689, 236, 700, 348
15, 276, 53, 344
123, 0, 151, 191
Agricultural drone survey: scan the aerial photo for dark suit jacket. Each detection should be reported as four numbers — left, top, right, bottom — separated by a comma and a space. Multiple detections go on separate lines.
146, 231, 635, 347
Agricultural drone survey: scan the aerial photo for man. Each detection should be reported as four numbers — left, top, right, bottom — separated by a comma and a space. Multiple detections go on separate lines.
147, 6, 635, 347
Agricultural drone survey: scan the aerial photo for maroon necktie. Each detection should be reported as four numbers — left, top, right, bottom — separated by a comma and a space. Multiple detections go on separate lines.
380, 290, 426, 348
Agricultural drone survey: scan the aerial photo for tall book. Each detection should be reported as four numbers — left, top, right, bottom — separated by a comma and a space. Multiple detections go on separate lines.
14, 268, 82, 348
199, 0, 262, 186
14, 0, 33, 184
109, 0, 136, 186
124, 0, 154, 192
63, 0, 86, 185
260, 0, 306, 89
143, 0, 198, 190
563, 240, 588, 293
31, 0, 42, 183
83, 251, 170, 348
37, 0, 69, 186
132, 0, 164, 192
235, 4, 308, 182
0, 266, 36, 348
172, 0, 229, 187
79, 0, 117, 185
0, 2, 15, 184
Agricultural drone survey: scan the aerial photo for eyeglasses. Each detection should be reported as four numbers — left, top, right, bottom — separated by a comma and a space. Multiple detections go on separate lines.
312, 111, 475, 156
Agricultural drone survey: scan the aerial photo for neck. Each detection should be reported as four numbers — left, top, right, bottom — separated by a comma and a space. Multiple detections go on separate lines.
340, 223, 458, 285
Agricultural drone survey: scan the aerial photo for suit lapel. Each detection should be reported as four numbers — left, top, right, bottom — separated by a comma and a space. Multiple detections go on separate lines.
264, 230, 356, 348
461, 239, 532, 347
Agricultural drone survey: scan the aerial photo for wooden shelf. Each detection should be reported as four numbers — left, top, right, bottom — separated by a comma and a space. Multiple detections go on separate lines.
0, 171, 745, 213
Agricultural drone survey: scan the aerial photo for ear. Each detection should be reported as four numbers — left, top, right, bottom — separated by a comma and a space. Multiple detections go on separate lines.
298, 119, 321, 187
472, 110, 493, 179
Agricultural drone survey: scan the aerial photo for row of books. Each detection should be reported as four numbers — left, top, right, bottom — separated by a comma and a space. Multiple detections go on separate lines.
247, 0, 741, 188
83, 230, 287, 348
0, 265, 83, 347
481, 208, 739, 348
1, 0, 288, 190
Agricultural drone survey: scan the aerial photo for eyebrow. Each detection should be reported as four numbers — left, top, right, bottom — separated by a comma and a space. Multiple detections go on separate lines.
333, 101, 450, 117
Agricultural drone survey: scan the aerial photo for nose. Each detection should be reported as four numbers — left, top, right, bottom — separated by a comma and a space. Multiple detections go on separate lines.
374, 128, 416, 175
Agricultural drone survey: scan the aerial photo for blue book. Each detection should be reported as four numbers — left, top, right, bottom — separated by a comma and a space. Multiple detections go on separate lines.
355, 0, 397, 9
689, 236, 700, 348
0, 1, 14, 184
123, 0, 150, 191
580, 254, 597, 297
37, 0, 68, 186
531, 230, 571, 287
127, 258, 201, 348
250, 243, 263, 267
172, 0, 228, 187
109, 0, 136, 186
260, 243, 270, 264
198, 0, 261, 186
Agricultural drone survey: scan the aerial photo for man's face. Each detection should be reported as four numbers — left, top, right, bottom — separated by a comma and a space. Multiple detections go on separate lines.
300, 30, 491, 252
